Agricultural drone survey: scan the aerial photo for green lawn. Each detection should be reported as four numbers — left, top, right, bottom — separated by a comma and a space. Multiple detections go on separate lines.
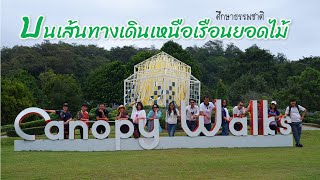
1, 131, 320, 179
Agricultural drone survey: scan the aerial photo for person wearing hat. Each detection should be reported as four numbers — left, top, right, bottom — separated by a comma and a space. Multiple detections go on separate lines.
268, 101, 280, 134
77, 103, 90, 139
44, 103, 72, 139
116, 105, 130, 134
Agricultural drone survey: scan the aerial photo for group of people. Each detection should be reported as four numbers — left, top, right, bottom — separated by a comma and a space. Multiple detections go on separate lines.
44, 97, 307, 148
193, 97, 307, 147
45, 103, 109, 139
129, 101, 180, 137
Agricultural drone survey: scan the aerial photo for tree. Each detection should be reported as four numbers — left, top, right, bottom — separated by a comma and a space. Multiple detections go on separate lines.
203, 40, 224, 56
225, 43, 243, 59
240, 91, 270, 106
240, 45, 276, 75
1, 78, 34, 125
275, 53, 288, 63
127, 50, 158, 68
215, 79, 228, 100
1, 41, 320, 113
39, 69, 83, 112
274, 68, 320, 111
1, 45, 46, 76
6, 70, 44, 106
161, 41, 202, 80
107, 45, 139, 62
228, 74, 270, 104
84, 61, 130, 105
201, 84, 215, 101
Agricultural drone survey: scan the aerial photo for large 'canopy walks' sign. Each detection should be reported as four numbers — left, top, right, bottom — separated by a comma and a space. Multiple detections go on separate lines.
14, 100, 293, 151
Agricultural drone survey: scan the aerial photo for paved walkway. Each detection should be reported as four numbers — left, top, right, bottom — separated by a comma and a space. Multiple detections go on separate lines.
303, 125, 320, 130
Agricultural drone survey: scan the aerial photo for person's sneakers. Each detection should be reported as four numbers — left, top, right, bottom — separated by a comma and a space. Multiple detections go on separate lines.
295, 144, 303, 147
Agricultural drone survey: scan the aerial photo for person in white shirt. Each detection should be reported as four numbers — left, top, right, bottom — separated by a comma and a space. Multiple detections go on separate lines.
232, 101, 246, 131
284, 99, 307, 147
131, 101, 146, 138
186, 99, 199, 131
220, 99, 232, 135
200, 96, 215, 134
166, 101, 180, 137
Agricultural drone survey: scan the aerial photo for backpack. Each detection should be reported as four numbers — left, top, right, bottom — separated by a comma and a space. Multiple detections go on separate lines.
288, 105, 300, 117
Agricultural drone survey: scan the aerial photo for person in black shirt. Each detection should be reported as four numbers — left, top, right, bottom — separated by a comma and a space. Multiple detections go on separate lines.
45, 103, 72, 139
95, 103, 109, 135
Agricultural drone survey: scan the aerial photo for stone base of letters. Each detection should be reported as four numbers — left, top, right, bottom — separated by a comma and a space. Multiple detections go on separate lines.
15, 135, 293, 151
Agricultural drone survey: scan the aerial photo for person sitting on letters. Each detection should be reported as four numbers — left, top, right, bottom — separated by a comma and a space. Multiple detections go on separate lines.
45, 103, 72, 139
95, 103, 109, 136
232, 101, 246, 131
77, 103, 89, 139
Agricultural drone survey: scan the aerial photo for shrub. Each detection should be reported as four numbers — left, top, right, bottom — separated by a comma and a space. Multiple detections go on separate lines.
1, 119, 46, 132
1, 124, 15, 132
20, 120, 46, 129
6, 126, 49, 137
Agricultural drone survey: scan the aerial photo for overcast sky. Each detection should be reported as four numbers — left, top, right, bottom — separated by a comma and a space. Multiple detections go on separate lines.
1, 0, 320, 60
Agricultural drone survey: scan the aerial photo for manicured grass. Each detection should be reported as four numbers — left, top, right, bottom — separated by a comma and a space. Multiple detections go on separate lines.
1, 131, 320, 179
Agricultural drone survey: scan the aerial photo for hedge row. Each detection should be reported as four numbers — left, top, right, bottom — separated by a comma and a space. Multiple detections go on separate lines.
304, 117, 320, 125
1, 124, 14, 132
6, 126, 48, 137
1, 119, 46, 132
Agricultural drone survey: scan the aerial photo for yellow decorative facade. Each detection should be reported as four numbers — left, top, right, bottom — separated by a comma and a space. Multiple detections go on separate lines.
124, 52, 200, 107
